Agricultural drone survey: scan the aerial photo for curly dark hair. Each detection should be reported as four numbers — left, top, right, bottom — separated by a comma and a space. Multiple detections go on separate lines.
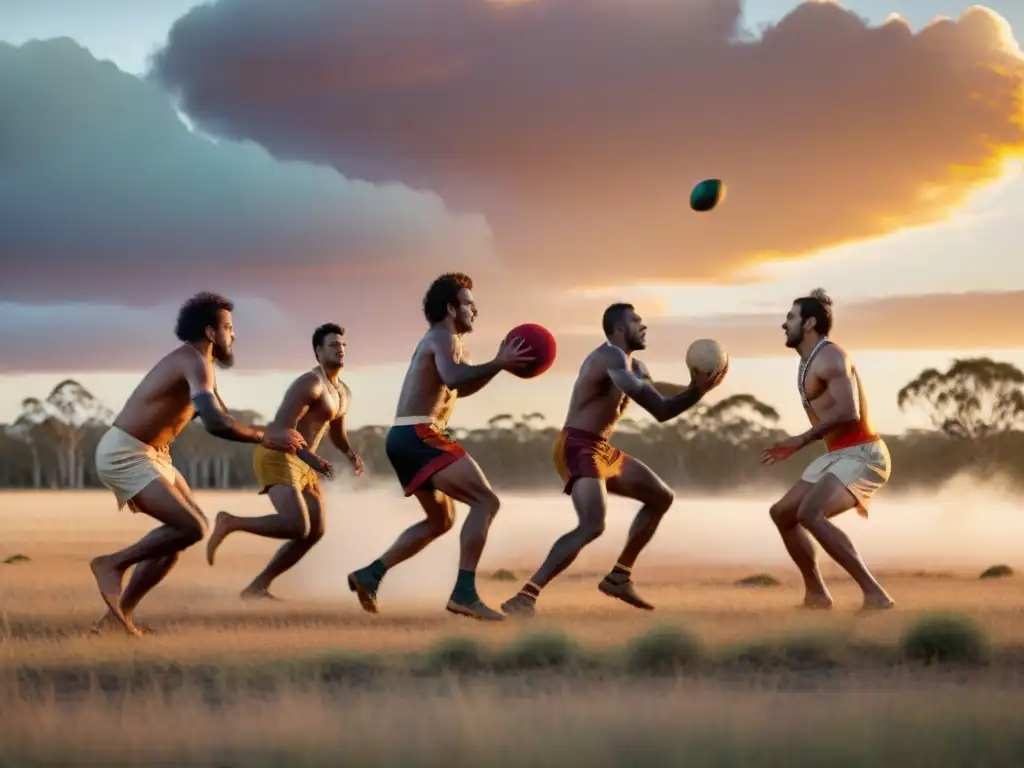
174, 292, 234, 342
312, 322, 344, 353
423, 272, 473, 325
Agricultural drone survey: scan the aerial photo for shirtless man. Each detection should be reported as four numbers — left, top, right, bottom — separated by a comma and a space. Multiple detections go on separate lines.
501, 303, 726, 617
90, 292, 311, 636
346, 272, 532, 621
760, 289, 894, 611
205, 322, 363, 599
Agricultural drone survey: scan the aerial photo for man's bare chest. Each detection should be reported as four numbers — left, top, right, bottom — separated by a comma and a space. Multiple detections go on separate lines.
315, 380, 345, 421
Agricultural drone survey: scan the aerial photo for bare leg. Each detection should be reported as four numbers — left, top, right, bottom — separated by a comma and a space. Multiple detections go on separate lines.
93, 555, 178, 635
532, 478, 608, 588
350, 454, 501, 622
770, 481, 833, 609
500, 478, 607, 618
797, 476, 893, 609
91, 477, 207, 635
591, 458, 676, 610
97, 472, 208, 632
121, 554, 178, 616
346, 489, 457, 614
424, 457, 501, 573
379, 490, 456, 569
606, 458, 675, 569
453, 496, 499, 574
242, 487, 327, 598
207, 485, 310, 566
431, 457, 503, 620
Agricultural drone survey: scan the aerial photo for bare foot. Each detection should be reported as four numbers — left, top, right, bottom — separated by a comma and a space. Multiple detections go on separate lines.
89, 557, 139, 636
91, 610, 154, 636
860, 592, 895, 612
800, 592, 835, 610
240, 586, 282, 601
206, 511, 233, 566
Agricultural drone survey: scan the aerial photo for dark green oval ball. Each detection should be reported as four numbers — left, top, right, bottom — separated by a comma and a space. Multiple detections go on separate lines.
690, 179, 725, 212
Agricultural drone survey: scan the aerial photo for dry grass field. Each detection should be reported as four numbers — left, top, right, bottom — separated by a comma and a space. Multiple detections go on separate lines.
2, 488, 1024, 765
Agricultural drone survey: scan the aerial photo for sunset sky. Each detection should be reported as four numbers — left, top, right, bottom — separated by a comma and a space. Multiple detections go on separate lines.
2, 0, 1023, 436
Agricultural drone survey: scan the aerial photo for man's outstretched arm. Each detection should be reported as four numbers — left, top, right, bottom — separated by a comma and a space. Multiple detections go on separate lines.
606, 353, 705, 423
185, 357, 266, 443
449, 349, 493, 397
428, 331, 532, 391
428, 333, 504, 391
184, 353, 304, 453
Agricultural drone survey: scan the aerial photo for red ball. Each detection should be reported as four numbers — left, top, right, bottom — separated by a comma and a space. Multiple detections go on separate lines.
503, 323, 557, 379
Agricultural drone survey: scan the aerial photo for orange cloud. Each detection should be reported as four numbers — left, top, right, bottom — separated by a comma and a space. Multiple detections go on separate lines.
153, 1, 1024, 287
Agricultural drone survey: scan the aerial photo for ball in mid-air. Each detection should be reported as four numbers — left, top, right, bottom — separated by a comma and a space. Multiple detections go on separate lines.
504, 323, 557, 379
686, 338, 728, 376
690, 179, 726, 212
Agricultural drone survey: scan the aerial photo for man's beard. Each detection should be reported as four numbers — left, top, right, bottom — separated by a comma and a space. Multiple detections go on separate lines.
213, 345, 235, 369
785, 328, 803, 349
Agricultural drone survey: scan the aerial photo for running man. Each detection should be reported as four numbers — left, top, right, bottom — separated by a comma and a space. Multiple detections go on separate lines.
346, 272, 532, 621
205, 322, 363, 599
501, 303, 726, 617
90, 292, 313, 636
760, 288, 894, 610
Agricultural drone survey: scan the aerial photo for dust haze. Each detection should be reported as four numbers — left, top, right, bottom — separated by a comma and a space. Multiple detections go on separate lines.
3, 477, 1019, 611
276, 475, 1024, 608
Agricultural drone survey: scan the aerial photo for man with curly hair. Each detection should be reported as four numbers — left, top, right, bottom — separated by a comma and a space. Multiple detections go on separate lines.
761, 288, 895, 611
347, 273, 532, 620
90, 292, 309, 636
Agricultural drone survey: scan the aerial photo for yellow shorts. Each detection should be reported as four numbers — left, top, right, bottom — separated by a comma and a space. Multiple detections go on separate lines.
253, 444, 320, 495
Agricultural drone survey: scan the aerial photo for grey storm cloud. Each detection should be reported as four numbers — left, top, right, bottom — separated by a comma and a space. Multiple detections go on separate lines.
150, 0, 1024, 285
0, 298, 305, 373
0, 38, 495, 308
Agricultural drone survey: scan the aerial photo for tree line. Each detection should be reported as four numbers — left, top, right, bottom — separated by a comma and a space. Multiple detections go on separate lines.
3, 358, 1024, 494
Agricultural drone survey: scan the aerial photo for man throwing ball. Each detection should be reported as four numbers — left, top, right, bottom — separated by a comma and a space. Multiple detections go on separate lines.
347, 272, 533, 620
761, 289, 894, 611
502, 303, 726, 617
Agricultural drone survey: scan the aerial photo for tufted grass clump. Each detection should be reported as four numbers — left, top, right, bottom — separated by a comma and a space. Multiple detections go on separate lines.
734, 572, 781, 588
624, 624, 703, 676
417, 636, 493, 675
495, 630, 586, 673
979, 564, 1014, 580
899, 614, 989, 666
719, 630, 851, 672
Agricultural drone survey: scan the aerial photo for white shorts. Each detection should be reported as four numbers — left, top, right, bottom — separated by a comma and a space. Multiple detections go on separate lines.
801, 439, 890, 517
95, 426, 180, 513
